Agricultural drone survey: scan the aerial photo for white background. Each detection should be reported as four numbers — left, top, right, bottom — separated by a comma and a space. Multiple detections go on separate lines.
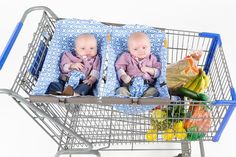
0, 0, 235, 157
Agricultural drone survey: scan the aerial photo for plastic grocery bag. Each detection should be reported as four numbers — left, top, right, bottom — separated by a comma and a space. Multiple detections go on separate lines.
166, 51, 202, 90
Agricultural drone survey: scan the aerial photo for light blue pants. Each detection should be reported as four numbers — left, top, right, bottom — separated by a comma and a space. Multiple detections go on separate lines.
65, 70, 85, 89
129, 77, 149, 97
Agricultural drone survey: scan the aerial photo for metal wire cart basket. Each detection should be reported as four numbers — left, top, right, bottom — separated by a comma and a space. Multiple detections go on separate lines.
0, 6, 235, 157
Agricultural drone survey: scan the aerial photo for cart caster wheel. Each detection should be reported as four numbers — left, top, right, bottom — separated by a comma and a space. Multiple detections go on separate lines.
64, 146, 69, 150
174, 153, 182, 157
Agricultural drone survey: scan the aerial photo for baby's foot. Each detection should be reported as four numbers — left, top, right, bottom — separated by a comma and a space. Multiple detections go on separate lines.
143, 87, 158, 97
116, 87, 131, 97
62, 85, 74, 96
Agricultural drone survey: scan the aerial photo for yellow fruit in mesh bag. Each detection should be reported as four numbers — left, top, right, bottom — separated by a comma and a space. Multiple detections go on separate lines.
151, 109, 167, 122
173, 121, 184, 130
145, 129, 158, 142
163, 129, 175, 141
175, 128, 187, 140
151, 119, 172, 131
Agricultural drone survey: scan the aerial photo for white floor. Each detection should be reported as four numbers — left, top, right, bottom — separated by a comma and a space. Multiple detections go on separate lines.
0, 0, 236, 157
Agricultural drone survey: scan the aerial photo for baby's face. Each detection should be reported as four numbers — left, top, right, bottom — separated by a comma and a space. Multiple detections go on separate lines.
128, 34, 151, 59
75, 36, 97, 57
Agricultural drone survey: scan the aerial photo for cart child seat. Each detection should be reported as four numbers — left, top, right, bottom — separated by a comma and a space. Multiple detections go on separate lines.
103, 25, 169, 113
31, 19, 110, 95
102, 24, 169, 98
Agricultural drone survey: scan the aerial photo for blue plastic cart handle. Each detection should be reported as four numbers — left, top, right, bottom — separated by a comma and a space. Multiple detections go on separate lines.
0, 22, 23, 70
199, 32, 222, 74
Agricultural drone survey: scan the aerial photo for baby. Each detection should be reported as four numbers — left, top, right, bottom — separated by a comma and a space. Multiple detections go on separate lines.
46, 33, 100, 96
61, 33, 100, 96
115, 32, 161, 97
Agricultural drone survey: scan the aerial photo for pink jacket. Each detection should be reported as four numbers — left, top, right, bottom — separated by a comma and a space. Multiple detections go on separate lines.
115, 52, 161, 83
60, 52, 100, 79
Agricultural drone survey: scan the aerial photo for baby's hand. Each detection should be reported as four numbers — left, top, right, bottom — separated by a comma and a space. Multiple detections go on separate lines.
121, 75, 131, 84
141, 66, 155, 75
83, 79, 93, 86
70, 62, 84, 71
141, 66, 150, 73
83, 76, 96, 86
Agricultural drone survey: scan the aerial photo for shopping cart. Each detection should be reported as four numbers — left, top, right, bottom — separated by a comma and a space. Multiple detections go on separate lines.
0, 6, 235, 157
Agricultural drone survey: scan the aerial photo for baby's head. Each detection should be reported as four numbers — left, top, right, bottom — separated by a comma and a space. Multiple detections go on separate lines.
74, 33, 97, 57
128, 32, 151, 59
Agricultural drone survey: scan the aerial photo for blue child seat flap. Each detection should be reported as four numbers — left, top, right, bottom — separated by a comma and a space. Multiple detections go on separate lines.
101, 24, 169, 114
31, 19, 110, 95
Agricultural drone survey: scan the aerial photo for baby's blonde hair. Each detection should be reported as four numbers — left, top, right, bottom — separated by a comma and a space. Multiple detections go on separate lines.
128, 32, 150, 44
74, 33, 97, 47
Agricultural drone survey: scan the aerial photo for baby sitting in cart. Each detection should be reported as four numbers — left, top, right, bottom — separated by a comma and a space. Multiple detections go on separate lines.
115, 32, 161, 97
46, 33, 100, 96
